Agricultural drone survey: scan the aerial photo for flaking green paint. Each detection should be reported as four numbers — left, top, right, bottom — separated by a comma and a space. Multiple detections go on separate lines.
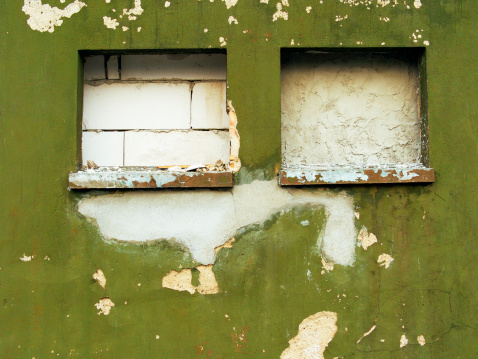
1, 0, 477, 357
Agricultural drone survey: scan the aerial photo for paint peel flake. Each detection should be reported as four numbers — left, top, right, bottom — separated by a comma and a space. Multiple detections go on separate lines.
19, 254, 34, 262
228, 100, 241, 172
272, 3, 288, 21
95, 297, 115, 315
162, 265, 219, 295
223, 0, 238, 8
417, 335, 426, 346
377, 253, 394, 269
321, 258, 334, 273
123, 0, 143, 16
356, 325, 376, 344
357, 227, 378, 250
414, 0, 422, 8
228, 15, 239, 24
400, 334, 409, 348
214, 237, 236, 256
103, 16, 119, 29
22, 0, 86, 33
280, 311, 337, 359
93, 269, 107, 289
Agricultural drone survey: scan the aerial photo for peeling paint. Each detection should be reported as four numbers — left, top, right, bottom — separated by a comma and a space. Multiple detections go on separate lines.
356, 324, 376, 343
321, 258, 334, 273
357, 227, 378, 250
79, 180, 357, 266
219, 36, 227, 47
272, 3, 288, 21
22, 0, 86, 33
227, 100, 241, 172
413, 0, 422, 9
103, 16, 119, 29
377, 253, 394, 268
223, 0, 238, 9
306, 6, 312, 13
417, 335, 426, 346
162, 265, 219, 294
400, 334, 409, 348
19, 254, 34, 262
214, 237, 235, 256
228, 15, 238, 25
92, 269, 106, 289
95, 297, 115, 315
280, 311, 337, 359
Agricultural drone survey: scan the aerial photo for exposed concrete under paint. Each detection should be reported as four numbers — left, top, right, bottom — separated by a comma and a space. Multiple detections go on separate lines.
78, 180, 357, 265
281, 52, 421, 168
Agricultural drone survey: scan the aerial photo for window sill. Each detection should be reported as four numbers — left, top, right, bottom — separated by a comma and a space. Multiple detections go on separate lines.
69, 169, 233, 189
280, 166, 435, 186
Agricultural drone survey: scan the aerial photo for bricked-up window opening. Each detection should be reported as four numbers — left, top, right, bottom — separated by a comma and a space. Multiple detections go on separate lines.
280, 49, 434, 185
69, 52, 239, 189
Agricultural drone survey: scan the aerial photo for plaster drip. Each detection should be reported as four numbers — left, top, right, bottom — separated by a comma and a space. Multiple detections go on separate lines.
22, 0, 86, 33
78, 180, 358, 266
280, 311, 337, 359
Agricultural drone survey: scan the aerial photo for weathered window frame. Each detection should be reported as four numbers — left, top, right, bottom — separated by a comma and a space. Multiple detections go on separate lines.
279, 47, 435, 186
69, 50, 239, 190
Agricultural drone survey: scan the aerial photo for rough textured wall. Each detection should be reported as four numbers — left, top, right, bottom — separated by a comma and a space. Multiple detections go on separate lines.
1, 0, 478, 358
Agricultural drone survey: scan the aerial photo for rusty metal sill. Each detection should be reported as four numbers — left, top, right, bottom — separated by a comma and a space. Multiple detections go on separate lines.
69, 170, 233, 189
280, 167, 435, 186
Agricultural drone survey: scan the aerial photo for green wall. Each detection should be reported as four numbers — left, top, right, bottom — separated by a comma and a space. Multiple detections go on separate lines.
1, 0, 477, 357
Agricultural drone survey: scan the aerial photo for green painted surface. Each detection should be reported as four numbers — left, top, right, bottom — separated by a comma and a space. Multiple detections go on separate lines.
1, 0, 477, 357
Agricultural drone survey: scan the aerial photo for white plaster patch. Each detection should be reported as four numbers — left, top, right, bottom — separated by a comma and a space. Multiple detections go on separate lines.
280, 311, 337, 359
377, 253, 394, 268
19, 254, 34, 262
228, 15, 238, 24
400, 334, 409, 348
357, 227, 378, 250
95, 297, 115, 315
22, 0, 86, 33
103, 16, 119, 29
78, 180, 357, 266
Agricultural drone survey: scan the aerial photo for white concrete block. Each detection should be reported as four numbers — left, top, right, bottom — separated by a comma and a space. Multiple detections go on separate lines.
107, 55, 119, 80
82, 131, 124, 166
83, 82, 191, 130
124, 131, 230, 166
84, 56, 105, 80
281, 52, 421, 167
121, 54, 227, 80
191, 82, 228, 129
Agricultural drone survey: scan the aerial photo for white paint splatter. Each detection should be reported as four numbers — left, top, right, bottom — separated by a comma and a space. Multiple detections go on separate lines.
228, 15, 238, 24
280, 312, 337, 359
103, 16, 119, 29
19, 254, 34, 262
22, 0, 86, 33
377, 253, 394, 269
400, 334, 409, 348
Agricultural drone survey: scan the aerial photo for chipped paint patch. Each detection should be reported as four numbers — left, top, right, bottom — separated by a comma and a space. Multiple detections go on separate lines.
162, 269, 196, 294
228, 100, 241, 172
356, 325, 376, 343
103, 16, 119, 29
165, 1, 170, 7
123, 0, 143, 17
219, 37, 227, 47
417, 335, 426, 346
22, 0, 86, 33
300, 220, 310, 226
306, 6, 312, 12
272, 3, 288, 21
228, 15, 238, 24
321, 258, 334, 274
223, 0, 238, 8
19, 254, 34, 262
280, 311, 337, 359
357, 227, 378, 250
93, 269, 106, 289
413, 0, 422, 8
162, 266, 219, 294
400, 334, 409, 348
95, 297, 115, 315
214, 237, 235, 256
377, 254, 394, 269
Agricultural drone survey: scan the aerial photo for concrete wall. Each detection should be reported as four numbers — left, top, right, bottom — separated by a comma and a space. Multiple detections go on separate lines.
1, 0, 477, 358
